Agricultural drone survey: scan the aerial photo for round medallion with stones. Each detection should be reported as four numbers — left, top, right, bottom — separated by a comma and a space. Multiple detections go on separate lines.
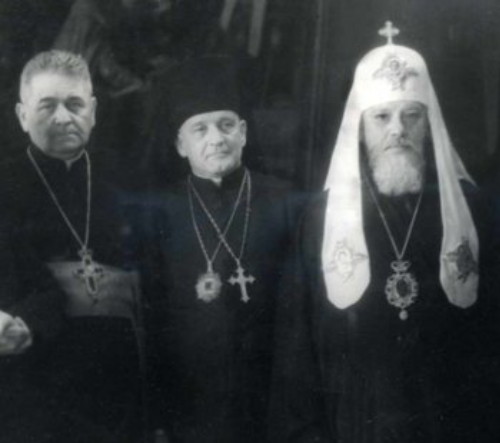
385, 260, 418, 320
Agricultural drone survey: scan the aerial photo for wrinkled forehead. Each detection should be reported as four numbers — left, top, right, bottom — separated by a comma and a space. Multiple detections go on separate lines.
353, 45, 431, 111
20, 70, 93, 103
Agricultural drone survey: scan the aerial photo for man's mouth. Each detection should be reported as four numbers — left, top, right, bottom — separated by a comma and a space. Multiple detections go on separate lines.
53, 131, 79, 138
385, 144, 412, 152
207, 151, 229, 159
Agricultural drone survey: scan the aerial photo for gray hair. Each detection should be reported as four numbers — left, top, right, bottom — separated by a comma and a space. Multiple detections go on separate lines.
19, 50, 93, 101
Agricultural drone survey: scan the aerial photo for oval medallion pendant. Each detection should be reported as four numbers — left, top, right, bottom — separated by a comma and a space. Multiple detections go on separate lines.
385, 260, 418, 320
196, 271, 222, 303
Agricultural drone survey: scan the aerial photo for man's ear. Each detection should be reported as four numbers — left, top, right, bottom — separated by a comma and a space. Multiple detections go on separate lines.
90, 96, 97, 127
239, 119, 247, 146
359, 117, 365, 145
176, 134, 187, 158
15, 102, 29, 133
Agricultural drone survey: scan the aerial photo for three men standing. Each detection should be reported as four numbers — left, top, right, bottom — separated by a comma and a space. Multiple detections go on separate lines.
1, 22, 498, 443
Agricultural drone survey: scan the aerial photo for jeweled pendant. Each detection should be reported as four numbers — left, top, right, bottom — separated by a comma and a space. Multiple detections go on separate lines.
196, 271, 222, 303
385, 260, 418, 320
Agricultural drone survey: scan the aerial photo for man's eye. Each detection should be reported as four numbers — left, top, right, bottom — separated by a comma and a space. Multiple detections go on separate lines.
67, 101, 84, 112
192, 125, 206, 134
374, 113, 389, 122
404, 110, 422, 120
38, 103, 55, 112
219, 120, 237, 132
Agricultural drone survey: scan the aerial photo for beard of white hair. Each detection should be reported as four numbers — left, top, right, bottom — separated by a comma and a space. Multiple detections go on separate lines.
368, 147, 426, 197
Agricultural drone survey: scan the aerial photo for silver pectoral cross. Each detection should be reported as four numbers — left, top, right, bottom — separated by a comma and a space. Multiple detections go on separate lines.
228, 265, 255, 303
76, 248, 104, 299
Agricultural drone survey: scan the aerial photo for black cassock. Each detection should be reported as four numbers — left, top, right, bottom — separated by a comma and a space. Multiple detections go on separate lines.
1, 146, 143, 443
0, 211, 67, 443
138, 167, 301, 443
271, 178, 500, 443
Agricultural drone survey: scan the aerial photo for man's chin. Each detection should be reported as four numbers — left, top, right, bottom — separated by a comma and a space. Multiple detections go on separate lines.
210, 160, 239, 176
49, 143, 85, 160
372, 160, 424, 196
384, 146, 412, 155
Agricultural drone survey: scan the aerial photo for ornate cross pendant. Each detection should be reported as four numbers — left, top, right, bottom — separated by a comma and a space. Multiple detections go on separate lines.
228, 265, 255, 303
76, 248, 104, 299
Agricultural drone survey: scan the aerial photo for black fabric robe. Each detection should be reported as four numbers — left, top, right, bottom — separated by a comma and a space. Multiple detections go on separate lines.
271, 177, 500, 443
0, 212, 67, 443
137, 167, 303, 443
0, 146, 143, 443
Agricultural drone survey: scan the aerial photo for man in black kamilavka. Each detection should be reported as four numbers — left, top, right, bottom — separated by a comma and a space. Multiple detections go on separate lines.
138, 56, 301, 443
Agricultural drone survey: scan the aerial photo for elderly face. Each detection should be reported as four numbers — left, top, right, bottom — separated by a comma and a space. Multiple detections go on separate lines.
16, 71, 96, 161
177, 110, 246, 181
361, 100, 428, 195
362, 100, 428, 158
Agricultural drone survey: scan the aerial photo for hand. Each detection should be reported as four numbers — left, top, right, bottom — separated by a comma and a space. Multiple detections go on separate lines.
0, 311, 32, 355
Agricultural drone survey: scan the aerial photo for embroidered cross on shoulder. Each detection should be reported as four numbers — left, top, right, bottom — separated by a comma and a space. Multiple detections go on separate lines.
445, 238, 478, 283
325, 240, 367, 282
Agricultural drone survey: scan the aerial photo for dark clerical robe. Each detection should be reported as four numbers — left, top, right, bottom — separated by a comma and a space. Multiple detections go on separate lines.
0, 146, 143, 443
138, 167, 301, 443
271, 179, 500, 443
0, 213, 67, 443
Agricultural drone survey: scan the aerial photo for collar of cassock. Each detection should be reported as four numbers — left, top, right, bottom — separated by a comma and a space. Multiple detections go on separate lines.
28, 144, 87, 175
190, 166, 246, 194
321, 38, 479, 310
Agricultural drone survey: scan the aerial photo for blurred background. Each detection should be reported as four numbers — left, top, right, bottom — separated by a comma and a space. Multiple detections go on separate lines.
0, 0, 498, 190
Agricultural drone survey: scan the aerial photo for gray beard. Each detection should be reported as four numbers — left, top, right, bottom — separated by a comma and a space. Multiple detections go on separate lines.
370, 150, 425, 196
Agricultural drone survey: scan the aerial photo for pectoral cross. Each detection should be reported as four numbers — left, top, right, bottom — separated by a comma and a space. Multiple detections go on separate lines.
379, 21, 399, 45
228, 265, 255, 303
75, 248, 104, 300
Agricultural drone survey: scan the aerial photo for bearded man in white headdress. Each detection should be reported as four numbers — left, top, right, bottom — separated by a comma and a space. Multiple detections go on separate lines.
270, 22, 500, 443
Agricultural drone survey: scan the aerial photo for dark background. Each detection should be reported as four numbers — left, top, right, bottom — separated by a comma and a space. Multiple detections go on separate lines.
0, 0, 498, 190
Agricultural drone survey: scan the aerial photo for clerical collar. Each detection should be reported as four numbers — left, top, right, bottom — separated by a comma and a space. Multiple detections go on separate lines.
190, 167, 246, 192
28, 145, 87, 171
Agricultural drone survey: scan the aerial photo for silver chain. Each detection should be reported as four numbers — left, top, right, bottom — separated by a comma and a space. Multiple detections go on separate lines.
188, 169, 252, 268
27, 148, 92, 252
365, 179, 423, 261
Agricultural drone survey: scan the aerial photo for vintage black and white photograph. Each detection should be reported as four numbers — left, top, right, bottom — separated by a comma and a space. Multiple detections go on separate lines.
0, 1, 499, 442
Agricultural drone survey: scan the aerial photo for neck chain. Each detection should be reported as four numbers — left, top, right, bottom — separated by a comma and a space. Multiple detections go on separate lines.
187, 169, 255, 303
27, 148, 104, 300
366, 178, 423, 320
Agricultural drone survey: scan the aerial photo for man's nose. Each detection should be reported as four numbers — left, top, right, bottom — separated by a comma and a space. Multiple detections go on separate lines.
53, 104, 72, 124
388, 115, 405, 137
206, 124, 224, 145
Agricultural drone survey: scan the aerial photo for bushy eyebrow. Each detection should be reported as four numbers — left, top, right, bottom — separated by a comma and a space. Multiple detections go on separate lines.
189, 121, 206, 128
367, 107, 390, 116
186, 121, 207, 132
404, 106, 424, 113
37, 97, 56, 104
37, 95, 85, 104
